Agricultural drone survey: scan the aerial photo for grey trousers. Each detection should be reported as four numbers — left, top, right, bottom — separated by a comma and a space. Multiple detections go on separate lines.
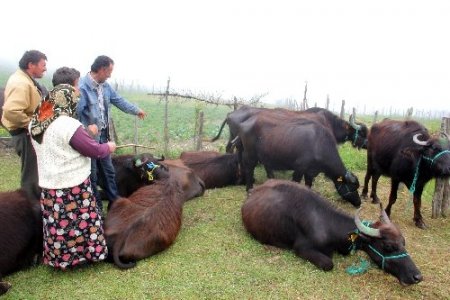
11, 131, 41, 200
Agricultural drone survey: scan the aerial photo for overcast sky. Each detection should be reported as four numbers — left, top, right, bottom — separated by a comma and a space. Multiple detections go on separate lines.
1, 0, 449, 114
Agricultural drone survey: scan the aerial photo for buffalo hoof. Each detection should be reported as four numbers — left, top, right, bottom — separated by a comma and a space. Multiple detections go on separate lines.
371, 198, 380, 204
415, 219, 427, 229
0, 281, 12, 295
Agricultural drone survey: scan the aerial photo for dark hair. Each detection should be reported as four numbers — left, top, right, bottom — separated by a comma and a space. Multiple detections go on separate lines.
52, 67, 81, 86
18, 50, 47, 70
91, 55, 114, 72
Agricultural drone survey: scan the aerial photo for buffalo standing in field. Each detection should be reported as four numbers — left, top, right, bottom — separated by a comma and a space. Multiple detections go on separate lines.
211, 106, 368, 153
242, 179, 422, 285
105, 160, 205, 269
362, 119, 450, 229
237, 113, 361, 206
180, 151, 242, 189
0, 190, 42, 295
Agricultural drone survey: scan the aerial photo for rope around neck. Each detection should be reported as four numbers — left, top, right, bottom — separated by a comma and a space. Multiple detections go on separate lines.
367, 245, 409, 270
422, 150, 450, 166
409, 156, 422, 194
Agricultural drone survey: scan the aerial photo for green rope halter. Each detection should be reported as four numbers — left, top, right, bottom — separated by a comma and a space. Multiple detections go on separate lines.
422, 150, 450, 166
146, 162, 160, 181
409, 156, 422, 194
367, 245, 409, 270
410, 150, 450, 194
353, 128, 359, 146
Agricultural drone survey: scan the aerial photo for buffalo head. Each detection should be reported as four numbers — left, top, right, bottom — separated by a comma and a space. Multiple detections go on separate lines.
354, 206, 422, 285
349, 114, 368, 149
133, 154, 170, 183
334, 171, 361, 207
413, 133, 450, 178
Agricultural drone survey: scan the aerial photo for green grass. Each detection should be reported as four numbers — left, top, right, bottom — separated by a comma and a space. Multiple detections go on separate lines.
1, 96, 450, 299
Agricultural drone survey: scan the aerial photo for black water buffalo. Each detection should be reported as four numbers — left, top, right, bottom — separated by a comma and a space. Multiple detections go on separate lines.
105, 161, 205, 269
179, 151, 242, 188
0, 190, 42, 295
242, 179, 422, 285
362, 119, 450, 229
97, 153, 169, 202
238, 114, 361, 206
211, 106, 368, 152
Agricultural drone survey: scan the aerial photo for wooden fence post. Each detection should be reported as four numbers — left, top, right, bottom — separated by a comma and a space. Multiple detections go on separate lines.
326, 95, 330, 110
302, 81, 308, 111
373, 111, 378, 124
109, 84, 119, 144
133, 116, 138, 154
163, 77, 170, 156
196, 111, 204, 150
432, 117, 450, 218
340, 100, 345, 119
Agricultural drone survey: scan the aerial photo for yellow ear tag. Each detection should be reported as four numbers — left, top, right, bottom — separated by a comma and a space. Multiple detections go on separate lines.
337, 176, 343, 182
349, 233, 358, 243
147, 171, 154, 181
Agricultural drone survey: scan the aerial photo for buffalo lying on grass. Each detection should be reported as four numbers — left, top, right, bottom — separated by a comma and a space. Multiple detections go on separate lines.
180, 151, 242, 189
105, 161, 205, 269
109, 153, 169, 197
242, 179, 422, 286
0, 190, 42, 295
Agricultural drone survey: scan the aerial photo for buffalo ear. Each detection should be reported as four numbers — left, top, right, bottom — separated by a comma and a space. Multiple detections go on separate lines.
134, 158, 142, 167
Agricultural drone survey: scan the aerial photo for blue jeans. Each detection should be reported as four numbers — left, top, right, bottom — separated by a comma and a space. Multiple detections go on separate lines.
90, 129, 118, 211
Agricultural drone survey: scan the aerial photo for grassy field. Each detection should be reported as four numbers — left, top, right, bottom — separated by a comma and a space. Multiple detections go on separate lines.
1, 96, 450, 299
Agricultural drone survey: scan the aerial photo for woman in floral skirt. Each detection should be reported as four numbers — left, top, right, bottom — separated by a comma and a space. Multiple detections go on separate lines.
29, 67, 116, 269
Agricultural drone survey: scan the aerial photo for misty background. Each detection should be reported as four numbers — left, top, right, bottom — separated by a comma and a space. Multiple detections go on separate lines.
1, 0, 449, 116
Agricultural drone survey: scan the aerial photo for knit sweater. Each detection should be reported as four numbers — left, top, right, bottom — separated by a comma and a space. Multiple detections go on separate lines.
31, 116, 91, 189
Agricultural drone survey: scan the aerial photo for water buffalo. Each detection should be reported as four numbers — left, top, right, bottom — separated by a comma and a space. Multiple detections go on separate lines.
237, 114, 361, 206
362, 119, 450, 229
211, 106, 368, 152
0, 189, 42, 295
110, 153, 169, 197
105, 161, 205, 269
242, 179, 422, 285
179, 151, 242, 188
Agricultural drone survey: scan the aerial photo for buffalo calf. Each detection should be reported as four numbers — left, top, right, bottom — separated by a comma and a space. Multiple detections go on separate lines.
105, 162, 205, 269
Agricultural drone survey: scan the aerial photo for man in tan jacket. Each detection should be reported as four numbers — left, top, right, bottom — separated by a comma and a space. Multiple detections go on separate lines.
2, 50, 47, 199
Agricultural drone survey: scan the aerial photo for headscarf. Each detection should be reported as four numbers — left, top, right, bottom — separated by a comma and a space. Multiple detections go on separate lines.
30, 84, 79, 143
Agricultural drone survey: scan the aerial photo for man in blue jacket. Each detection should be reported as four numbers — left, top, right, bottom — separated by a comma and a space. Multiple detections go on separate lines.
77, 55, 146, 211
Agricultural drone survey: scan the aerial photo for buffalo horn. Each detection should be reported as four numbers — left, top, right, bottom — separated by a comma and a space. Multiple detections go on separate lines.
354, 208, 381, 237
155, 155, 165, 161
349, 114, 361, 130
412, 133, 429, 146
379, 203, 392, 225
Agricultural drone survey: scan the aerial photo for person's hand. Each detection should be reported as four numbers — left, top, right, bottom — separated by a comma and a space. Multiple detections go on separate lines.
107, 142, 116, 153
137, 109, 146, 120
88, 124, 99, 136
